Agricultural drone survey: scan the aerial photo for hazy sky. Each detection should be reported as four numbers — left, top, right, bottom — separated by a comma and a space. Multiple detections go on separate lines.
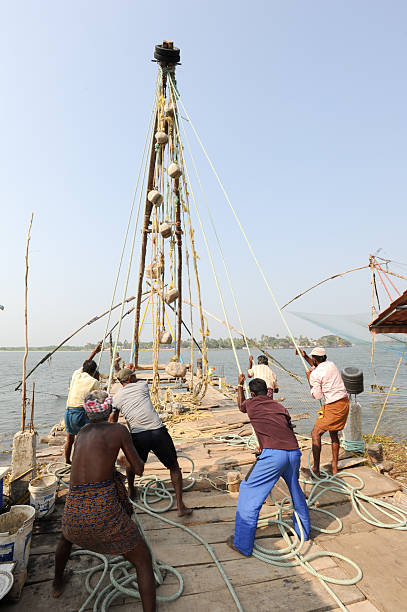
1, 0, 407, 347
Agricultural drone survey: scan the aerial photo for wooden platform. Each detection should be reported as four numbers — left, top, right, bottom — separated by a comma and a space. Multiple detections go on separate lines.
3, 385, 403, 611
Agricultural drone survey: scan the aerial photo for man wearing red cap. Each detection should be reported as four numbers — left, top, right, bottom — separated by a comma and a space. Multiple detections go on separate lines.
298, 347, 349, 477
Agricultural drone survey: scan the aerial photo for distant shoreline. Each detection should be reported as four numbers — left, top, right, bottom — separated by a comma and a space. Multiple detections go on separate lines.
0, 345, 354, 353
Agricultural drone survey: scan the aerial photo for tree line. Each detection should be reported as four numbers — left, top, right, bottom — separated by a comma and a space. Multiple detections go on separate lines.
1, 334, 350, 352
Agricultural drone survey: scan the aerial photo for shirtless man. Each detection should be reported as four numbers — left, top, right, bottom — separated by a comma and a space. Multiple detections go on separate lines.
54, 391, 156, 612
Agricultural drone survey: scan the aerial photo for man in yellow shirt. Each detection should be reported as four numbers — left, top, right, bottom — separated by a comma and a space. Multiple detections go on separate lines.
248, 355, 278, 398
64, 344, 101, 463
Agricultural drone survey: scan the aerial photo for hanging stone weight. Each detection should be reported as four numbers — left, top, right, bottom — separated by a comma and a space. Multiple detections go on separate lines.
147, 190, 164, 206
145, 263, 163, 279
165, 360, 187, 379
165, 288, 179, 304
159, 222, 172, 238
155, 131, 168, 145
159, 330, 173, 345
165, 102, 175, 116
168, 162, 182, 179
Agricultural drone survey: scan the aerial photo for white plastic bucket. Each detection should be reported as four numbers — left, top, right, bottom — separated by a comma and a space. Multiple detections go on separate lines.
0, 505, 35, 572
29, 475, 58, 518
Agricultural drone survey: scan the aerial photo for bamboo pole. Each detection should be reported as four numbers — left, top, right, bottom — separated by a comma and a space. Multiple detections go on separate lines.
15, 295, 136, 390
174, 176, 182, 358
372, 346, 406, 437
29, 383, 35, 432
133, 112, 158, 367
281, 265, 369, 310
21, 213, 33, 431
370, 255, 377, 364
109, 332, 113, 365
382, 269, 407, 282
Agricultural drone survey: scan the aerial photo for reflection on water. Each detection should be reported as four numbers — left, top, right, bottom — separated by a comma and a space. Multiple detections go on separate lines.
0, 344, 406, 457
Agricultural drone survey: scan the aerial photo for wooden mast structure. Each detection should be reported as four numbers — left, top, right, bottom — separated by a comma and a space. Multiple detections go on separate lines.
133, 41, 184, 371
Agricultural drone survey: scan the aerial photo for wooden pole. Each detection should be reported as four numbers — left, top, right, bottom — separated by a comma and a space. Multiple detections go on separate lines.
174, 177, 182, 359
133, 112, 158, 367
21, 213, 33, 432
370, 254, 377, 364
15, 295, 136, 390
29, 383, 35, 432
109, 332, 113, 365
370, 255, 377, 319
281, 264, 369, 310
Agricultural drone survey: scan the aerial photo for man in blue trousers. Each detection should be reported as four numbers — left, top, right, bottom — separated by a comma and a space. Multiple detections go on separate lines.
227, 374, 310, 556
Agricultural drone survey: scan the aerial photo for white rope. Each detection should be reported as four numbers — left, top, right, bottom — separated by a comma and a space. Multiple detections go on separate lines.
107, 98, 158, 391
177, 100, 251, 355
170, 76, 309, 373
173, 83, 252, 396
168, 78, 244, 381
98, 75, 160, 371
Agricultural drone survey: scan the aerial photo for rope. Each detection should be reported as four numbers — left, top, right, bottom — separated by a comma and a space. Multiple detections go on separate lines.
176, 100, 252, 356
168, 78, 245, 386
372, 345, 406, 436
98, 77, 159, 371
107, 97, 158, 391
341, 439, 365, 453
374, 261, 401, 296
49, 457, 243, 611
169, 75, 309, 375
167, 81, 209, 399
129, 497, 244, 612
214, 436, 407, 610
175, 92, 252, 396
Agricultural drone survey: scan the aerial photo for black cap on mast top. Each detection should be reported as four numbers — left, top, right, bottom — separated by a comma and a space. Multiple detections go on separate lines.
153, 40, 181, 65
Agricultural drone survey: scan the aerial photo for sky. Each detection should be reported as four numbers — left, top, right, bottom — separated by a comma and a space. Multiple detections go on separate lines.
1, 0, 407, 347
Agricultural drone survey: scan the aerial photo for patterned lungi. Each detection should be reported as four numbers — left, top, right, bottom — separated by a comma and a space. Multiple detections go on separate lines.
62, 472, 141, 554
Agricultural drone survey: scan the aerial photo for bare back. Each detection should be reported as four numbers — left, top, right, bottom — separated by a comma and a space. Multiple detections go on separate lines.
70, 422, 143, 485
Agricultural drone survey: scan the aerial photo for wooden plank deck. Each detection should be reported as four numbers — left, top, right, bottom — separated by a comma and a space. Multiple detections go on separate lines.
2, 384, 403, 611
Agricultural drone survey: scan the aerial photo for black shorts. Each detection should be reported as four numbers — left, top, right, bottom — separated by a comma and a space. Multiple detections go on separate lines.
131, 426, 178, 469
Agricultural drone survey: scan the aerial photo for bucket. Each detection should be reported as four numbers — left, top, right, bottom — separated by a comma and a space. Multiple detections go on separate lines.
0, 505, 35, 572
28, 475, 57, 518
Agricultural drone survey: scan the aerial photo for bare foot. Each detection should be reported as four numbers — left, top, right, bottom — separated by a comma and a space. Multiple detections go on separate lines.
52, 570, 72, 598
331, 464, 338, 475
226, 535, 248, 556
177, 505, 193, 517
301, 467, 321, 479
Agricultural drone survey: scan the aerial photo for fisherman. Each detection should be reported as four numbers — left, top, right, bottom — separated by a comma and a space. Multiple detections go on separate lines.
296, 346, 349, 477
248, 354, 278, 398
110, 367, 192, 517
54, 390, 156, 612
64, 344, 102, 464
227, 374, 310, 556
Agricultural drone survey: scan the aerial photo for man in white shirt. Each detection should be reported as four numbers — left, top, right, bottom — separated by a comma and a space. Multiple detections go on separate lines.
64, 344, 101, 463
248, 355, 278, 398
298, 347, 349, 477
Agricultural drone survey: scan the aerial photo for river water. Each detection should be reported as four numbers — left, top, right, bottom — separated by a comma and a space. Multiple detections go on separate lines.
1, 345, 406, 462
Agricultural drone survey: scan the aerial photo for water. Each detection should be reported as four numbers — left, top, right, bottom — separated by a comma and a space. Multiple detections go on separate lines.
1, 345, 406, 462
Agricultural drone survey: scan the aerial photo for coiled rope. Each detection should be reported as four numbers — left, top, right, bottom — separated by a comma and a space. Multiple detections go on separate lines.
216, 435, 407, 610
47, 456, 244, 611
